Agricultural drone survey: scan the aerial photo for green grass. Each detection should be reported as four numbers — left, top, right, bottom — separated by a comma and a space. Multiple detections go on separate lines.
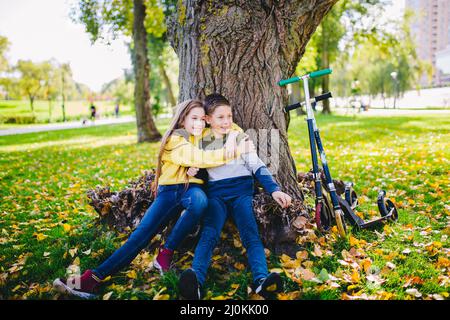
0, 100, 134, 124
0, 113, 448, 300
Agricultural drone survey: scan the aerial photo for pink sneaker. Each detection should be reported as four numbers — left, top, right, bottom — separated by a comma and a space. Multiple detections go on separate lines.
53, 269, 101, 299
154, 247, 174, 274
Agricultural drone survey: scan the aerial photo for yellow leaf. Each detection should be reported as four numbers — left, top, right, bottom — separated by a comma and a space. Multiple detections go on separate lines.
12, 285, 21, 292
349, 236, 360, 247
72, 257, 80, 266
296, 251, 308, 261
234, 262, 245, 270
153, 287, 170, 300
35, 233, 48, 241
211, 295, 228, 300
63, 224, 72, 232
233, 238, 242, 248
361, 259, 372, 273
69, 248, 78, 258
103, 291, 113, 300
351, 269, 360, 283
126, 270, 137, 279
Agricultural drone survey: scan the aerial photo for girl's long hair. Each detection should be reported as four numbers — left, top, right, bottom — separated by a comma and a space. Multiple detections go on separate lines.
152, 99, 204, 194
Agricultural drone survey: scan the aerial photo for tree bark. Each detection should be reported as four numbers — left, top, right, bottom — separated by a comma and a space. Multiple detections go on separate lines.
167, 0, 337, 252
133, 0, 161, 143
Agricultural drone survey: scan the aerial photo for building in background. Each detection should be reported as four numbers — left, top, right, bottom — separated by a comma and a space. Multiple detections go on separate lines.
406, 0, 450, 86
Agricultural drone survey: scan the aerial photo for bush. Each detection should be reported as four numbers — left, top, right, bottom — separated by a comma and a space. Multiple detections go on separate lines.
0, 115, 37, 124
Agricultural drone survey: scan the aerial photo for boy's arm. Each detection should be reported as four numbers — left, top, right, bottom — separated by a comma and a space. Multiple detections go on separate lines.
242, 152, 281, 194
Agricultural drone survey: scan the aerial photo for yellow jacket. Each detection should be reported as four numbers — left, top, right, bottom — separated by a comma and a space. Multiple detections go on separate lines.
158, 124, 243, 185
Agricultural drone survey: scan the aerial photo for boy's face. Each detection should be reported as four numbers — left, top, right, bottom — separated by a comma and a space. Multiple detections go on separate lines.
205, 105, 233, 136
183, 107, 206, 136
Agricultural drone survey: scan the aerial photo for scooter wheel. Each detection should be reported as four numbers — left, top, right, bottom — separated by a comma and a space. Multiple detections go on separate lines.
350, 190, 358, 209
315, 200, 332, 232
385, 199, 399, 221
335, 210, 347, 238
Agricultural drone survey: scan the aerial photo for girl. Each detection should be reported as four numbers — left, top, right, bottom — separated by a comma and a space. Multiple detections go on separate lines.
53, 99, 254, 299
178, 94, 292, 300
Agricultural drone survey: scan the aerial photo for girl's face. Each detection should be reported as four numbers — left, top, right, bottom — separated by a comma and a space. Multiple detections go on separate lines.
205, 105, 233, 137
182, 107, 206, 136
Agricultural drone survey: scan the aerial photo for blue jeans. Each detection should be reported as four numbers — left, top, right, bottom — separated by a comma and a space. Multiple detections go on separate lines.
191, 194, 268, 285
93, 184, 208, 279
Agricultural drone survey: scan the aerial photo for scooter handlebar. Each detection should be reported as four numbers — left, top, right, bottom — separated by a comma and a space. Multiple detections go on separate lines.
315, 91, 332, 102
310, 68, 332, 79
284, 102, 302, 112
284, 92, 333, 112
278, 69, 332, 86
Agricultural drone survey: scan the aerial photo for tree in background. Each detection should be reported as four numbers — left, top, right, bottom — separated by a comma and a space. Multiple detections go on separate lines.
332, 8, 432, 107
0, 35, 9, 73
15, 60, 49, 112
72, 0, 164, 142
0, 35, 11, 98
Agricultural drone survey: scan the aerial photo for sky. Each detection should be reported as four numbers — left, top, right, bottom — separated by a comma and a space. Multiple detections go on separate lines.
0, 0, 132, 92
0, 0, 406, 92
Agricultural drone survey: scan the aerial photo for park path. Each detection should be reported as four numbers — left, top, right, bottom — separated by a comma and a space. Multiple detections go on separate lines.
0, 116, 136, 136
333, 108, 450, 117
1, 108, 448, 137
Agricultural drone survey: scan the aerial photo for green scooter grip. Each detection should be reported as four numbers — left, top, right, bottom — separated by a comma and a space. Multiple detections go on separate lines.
310, 68, 332, 79
278, 76, 301, 86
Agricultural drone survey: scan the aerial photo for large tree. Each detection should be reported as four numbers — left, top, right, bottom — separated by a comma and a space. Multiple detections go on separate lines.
164, 1, 338, 251
167, 0, 337, 198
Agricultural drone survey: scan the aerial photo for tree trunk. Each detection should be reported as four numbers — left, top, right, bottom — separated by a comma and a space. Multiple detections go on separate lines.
167, 0, 337, 252
159, 63, 177, 111
321, 37, 331, 114
133, 0, 161, 143
29, 95, 34, 112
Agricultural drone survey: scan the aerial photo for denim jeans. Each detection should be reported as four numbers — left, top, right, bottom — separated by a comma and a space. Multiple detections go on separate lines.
191, 194, 268, 285
93, 184, 208, 279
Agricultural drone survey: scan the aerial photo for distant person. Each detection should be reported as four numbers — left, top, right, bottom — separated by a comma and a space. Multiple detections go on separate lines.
115, 102, 120, 118
90, 104, 96, 123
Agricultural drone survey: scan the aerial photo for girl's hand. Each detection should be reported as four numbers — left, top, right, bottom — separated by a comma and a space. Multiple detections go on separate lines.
237, 138, 256, 155
272, 191, 292, 209
187, 167, 200, 177
224, 131, 240, 159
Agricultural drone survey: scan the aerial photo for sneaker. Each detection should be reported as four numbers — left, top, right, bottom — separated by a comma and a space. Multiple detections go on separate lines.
253, 272, 283, 299
53, 269, 101, 299
154, 247, 174, 274
179, 268, 202, 300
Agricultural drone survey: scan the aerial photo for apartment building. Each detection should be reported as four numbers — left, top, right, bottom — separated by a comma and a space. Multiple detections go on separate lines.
406, 0, 450, 86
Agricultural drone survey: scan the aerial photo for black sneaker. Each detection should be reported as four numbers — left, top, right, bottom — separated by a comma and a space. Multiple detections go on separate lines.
253, 272, 283, 299
179, 268, 202, 300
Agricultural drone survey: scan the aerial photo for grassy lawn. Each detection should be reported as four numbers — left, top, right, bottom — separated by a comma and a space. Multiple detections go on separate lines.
0, 113, 448, 300
0, 100, 134, 124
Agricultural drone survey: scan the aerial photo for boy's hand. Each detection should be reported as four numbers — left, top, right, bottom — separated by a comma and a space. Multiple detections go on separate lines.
272, 191, 292, 209
187, 167, 199, 177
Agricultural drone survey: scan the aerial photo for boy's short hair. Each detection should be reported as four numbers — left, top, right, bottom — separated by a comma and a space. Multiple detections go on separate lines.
204, 93, 231, 115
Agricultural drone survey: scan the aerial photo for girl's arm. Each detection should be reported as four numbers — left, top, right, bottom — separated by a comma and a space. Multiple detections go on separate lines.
163, 135, 253, 168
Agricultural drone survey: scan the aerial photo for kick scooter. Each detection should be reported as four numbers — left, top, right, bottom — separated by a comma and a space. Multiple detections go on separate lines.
279, 69, 398, 236
279, 69, 347, 237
